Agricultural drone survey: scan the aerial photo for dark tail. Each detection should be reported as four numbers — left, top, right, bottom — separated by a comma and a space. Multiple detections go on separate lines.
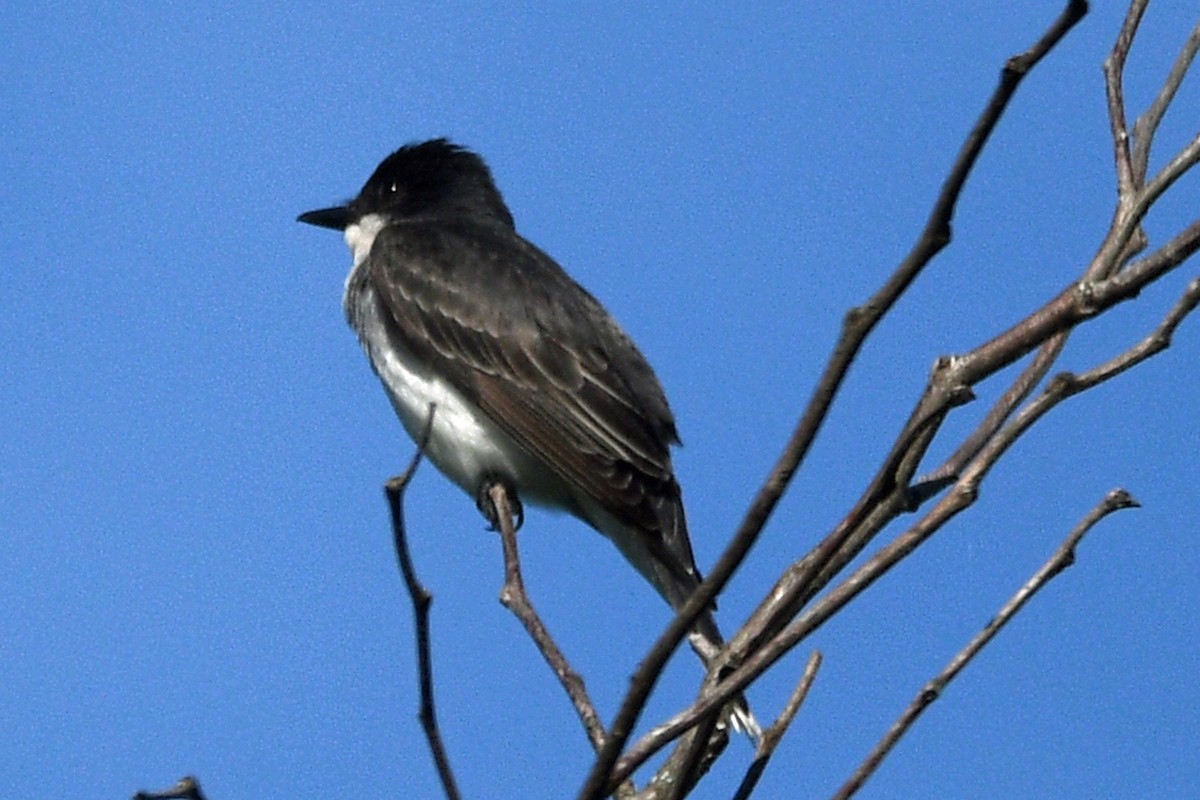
650, 492, 762, 742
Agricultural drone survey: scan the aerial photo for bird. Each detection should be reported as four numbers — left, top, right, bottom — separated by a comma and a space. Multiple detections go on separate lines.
298, 138, 758, 739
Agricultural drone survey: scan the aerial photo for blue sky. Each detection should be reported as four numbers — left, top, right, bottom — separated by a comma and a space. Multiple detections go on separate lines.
3, 3, 1198, 798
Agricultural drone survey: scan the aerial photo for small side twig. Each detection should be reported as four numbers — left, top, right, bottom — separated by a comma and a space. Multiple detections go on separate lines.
830, 489, 1139, 800
486, 483, 609, 754
383, 406, 461, 800
731, 651, 823, 800
1130, 19, 1200, 187
1103, 0, 1147, 201
133, 775, 207, 800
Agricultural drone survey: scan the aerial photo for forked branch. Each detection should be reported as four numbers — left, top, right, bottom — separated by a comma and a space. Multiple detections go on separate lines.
614, 260, 1200, 780
831, 490, 1139, 800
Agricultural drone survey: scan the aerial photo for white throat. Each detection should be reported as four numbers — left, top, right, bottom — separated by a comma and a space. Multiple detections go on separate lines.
344, 212, 388, 267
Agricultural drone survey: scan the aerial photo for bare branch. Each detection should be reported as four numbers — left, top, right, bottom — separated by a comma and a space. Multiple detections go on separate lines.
919, 218, 1200, 497
723, 265, 1199, 730
915, 333, 1067, 499
487, 483, 609, 755
604, 3, 1197, 794
1104, 8, 1199, 269
830, 490, 1139, 800
1103, 0, 1149, 199
613, 262, 1200, 779
1130, 19, 1200, 186
917, 11, 1200, 508
383, 407, 461, 800
901, 214, 1199, 472
721, 0, 1092, 673
587, 8, 1093, 791
978, 271, 1200, 458
1117, 217, 1200, 287
1074, 274, 1200, 382
1139, 131, 1200, 218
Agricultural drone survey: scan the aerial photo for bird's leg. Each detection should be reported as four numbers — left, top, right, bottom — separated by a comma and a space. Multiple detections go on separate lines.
476, 475, 524, 531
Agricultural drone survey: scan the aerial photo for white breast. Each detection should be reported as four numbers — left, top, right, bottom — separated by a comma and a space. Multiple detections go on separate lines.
341, 215, 569, 507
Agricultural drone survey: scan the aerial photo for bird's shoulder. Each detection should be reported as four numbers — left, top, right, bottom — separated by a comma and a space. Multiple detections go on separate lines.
368, 215, 576, 316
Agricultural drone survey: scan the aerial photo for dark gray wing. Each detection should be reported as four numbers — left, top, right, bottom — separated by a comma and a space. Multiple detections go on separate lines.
364, 217, 701, 584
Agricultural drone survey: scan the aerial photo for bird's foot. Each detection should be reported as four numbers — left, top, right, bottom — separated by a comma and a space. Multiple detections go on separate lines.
477, 476, 524, 532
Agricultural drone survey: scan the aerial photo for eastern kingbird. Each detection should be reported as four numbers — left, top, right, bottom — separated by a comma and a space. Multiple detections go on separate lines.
299, 139, 757, 738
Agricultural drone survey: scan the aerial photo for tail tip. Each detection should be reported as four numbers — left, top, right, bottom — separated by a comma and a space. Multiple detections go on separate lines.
728, 702, 762, 744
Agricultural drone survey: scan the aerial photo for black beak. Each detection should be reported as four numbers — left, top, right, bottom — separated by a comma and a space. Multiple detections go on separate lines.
297, 205, 351, 230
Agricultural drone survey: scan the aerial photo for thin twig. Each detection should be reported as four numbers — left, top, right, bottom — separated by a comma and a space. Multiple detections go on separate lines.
1138, 131, 1200, 218
133, 775, 207, 800
383, 406, 461, 800
1113, 218, 1200, 291
904, 11, 1196, 479
1073, 275, 1200, 382
770, 0, 1091, 626
1131, 20, 1200, 186
1103, 0, 1147, 199
487, 483, 609, 754
830, 489, 1139, 800
921, 212, 1199, 405
1103, 8, 1200, 271
731, 651, 823, 800
717, 4, 1197, 774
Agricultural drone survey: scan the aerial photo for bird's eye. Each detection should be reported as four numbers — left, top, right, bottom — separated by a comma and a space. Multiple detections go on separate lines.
390, 182, 398, 193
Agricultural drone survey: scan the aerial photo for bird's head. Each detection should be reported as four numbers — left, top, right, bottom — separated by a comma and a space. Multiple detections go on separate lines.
298, 138, 515, 232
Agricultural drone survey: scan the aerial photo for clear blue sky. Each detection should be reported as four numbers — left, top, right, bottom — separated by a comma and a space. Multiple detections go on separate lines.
3, 3, 1197, 798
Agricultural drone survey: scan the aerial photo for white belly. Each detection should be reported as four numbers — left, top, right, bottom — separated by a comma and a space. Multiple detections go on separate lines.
348, 279, 570, 508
